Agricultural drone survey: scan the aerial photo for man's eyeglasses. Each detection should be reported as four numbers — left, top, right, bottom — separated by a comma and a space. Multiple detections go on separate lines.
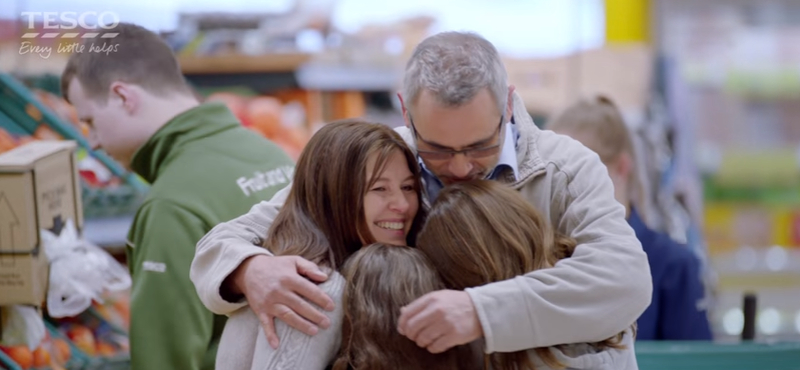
409, 115, 504, 161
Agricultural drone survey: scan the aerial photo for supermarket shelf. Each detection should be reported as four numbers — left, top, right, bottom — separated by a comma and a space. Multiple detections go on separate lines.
184, 70, 298, 94
179, 53, 400, 93
295, 64, 401, 91
83, 215, 133, 251
178, 53, 312, 74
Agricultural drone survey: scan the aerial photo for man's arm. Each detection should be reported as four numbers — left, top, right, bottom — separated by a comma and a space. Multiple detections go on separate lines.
128, 200, 217, 370
466, 147, 652, 352
190, 185, 289, 314
250, 273, 345, 369
216, 273, 345, 370
190, 183, 334, 348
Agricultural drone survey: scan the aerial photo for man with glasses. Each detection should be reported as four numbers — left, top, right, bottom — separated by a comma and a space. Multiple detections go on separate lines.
409, 114, 506, 195
191, 31, 652, 361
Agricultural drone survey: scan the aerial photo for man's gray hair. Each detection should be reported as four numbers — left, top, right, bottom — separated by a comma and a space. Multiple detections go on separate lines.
403, 31, 508, 115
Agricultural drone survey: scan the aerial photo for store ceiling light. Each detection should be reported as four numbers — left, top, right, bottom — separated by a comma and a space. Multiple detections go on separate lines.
758, 308, 781, 335
765, 245, 788, 271
723, 308, 744, 336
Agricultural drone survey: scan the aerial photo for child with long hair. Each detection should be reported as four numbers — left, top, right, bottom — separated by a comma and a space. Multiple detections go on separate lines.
332, 244, 481, 370
416, 180, 637, 370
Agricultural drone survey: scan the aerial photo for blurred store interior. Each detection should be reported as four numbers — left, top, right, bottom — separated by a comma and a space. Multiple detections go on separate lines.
1, 0, 799, 356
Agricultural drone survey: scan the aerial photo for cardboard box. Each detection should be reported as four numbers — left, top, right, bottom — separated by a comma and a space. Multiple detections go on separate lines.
578, 45, 654, 117
504, 55, 578, 117
0, 140, 82, 305
504, 44, 654, 118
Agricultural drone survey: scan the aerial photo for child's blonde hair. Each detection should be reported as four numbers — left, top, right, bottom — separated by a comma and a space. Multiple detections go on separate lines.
548, 95, 645, 215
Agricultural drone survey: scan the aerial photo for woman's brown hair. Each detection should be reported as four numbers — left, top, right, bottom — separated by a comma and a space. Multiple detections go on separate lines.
264, 119, 426, 270
332, 244, 481, 370
416, 180, 627, 370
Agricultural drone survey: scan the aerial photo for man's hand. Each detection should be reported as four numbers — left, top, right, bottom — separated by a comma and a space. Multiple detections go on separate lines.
231, 255, 334, 349
397, 290, 483, 353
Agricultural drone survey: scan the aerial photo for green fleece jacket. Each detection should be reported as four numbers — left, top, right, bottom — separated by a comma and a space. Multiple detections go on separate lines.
125, 102, 294, 370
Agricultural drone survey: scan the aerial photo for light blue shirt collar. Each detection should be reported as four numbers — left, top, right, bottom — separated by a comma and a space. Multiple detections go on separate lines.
495, 121, 520, 179
419, 121, 519, 201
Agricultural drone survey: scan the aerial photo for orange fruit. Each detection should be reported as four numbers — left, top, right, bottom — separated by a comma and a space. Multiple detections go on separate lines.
32, 346, 51, 367
113, 301, 131, 328
246, 96, 283, 138
66, 325, 96, 356
1, 345, 34, 369
270, 134, 302, 161
96, 342, 116, 357
53, 338, 72, 363
33, 125, 62, 140
206, 92, 248, 122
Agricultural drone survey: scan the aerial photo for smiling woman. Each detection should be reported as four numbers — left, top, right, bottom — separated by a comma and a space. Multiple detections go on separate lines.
215, 119, 427, 370
263, 119, 425, 269
363, 149, 420, 246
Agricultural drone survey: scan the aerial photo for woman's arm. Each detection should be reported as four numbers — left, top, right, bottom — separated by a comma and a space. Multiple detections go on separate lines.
191, 185, 290, 314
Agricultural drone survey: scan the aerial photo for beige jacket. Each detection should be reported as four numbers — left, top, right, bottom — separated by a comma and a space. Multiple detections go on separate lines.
190, 92, 652, 354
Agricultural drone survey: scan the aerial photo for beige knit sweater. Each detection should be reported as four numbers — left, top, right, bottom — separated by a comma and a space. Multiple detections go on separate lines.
215, 272, 346, 370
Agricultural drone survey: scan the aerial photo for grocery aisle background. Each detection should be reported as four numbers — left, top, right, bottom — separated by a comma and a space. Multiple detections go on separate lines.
1, 0, 799, 369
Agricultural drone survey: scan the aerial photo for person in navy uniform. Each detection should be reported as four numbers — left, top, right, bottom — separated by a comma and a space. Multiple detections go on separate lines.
550, 95, 713, 340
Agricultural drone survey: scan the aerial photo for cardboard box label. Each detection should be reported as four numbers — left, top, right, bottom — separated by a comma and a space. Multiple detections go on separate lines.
0, 253, 49, 305
35, 152, 77, 235
0, 267, 27, 289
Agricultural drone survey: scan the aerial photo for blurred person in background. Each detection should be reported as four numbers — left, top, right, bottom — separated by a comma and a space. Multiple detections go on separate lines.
191, 31, 651, 357
215, 120, 426, 369
61, 22, 295, 370
548, 95, 713, 341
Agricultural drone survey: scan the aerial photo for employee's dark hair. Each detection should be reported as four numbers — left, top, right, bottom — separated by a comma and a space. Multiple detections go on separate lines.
61, 22, 192, 102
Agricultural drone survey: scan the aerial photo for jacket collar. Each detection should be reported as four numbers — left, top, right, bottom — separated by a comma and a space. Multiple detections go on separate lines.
494, 121, 520, 179
130, 102, 240, 183
508, 91, 545, 189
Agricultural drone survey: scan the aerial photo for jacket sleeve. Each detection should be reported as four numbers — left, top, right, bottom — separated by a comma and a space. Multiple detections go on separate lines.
190, 184, 291, 315
128, 200, 217, 370
465, 145, 652, 352
659, 243, 713, 340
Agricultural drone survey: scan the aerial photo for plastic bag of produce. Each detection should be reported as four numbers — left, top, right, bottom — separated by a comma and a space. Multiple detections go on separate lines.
41, 220, 131, 318
0, 305, 45, 350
